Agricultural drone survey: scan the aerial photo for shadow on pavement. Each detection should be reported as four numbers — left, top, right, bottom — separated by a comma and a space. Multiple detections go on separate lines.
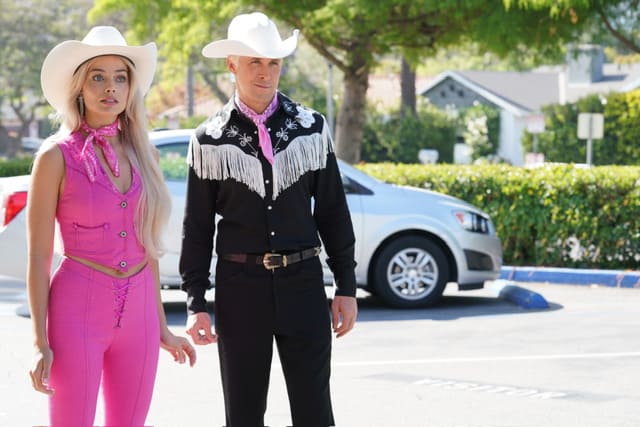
162, 293, 563, 327
356, 294, 562, 322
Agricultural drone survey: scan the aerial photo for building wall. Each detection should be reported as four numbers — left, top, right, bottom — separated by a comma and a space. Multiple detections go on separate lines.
497, 110, 526, 166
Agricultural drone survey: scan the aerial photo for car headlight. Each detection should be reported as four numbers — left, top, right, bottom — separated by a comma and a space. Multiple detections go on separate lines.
453, 210, 492, 234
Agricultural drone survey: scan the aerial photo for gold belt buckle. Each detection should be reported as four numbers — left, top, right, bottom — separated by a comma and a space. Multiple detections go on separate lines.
263, 253, 287, 270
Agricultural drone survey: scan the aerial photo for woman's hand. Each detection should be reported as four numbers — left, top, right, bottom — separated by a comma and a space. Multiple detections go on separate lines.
160, 329, 197, 367
29, 344, 54, 395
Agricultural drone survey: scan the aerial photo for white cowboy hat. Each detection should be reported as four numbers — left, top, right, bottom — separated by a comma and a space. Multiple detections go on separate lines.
40, 26, 157, 114
202, 12, 299, 59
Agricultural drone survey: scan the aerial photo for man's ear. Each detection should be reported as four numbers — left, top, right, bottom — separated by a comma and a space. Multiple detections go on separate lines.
226, 57, 236, 73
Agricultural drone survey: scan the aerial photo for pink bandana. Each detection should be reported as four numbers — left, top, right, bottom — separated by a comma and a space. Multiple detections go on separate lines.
79, 119, 120, 182
235, 93, 279, 165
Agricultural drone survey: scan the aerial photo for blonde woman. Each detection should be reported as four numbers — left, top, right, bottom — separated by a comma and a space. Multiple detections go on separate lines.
28, 26, 195, 426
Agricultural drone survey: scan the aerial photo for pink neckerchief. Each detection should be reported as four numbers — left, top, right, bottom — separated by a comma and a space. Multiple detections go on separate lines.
79, 119, 120, 182
234, 93, 279, 165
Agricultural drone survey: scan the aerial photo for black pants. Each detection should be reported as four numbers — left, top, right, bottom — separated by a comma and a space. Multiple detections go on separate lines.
214, 257, 335, 427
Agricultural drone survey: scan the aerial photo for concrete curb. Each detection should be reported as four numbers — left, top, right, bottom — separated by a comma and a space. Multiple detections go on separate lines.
500, 266, 640, 289
490, 280, 549, 309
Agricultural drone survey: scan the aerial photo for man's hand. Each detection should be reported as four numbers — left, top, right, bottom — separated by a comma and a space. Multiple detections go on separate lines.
331, 295, 357, 338
185, 312, 217, 345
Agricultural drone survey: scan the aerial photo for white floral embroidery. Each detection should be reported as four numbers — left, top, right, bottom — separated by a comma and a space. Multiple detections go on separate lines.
205, 115, 226, 139
282, 100, 297, 115
285, 118, 298, 130
276, 128, 289, 141
204, 102, 234, 139
295, 106, 315, 128
239, 133, 255, 149
226, 125, 240, 138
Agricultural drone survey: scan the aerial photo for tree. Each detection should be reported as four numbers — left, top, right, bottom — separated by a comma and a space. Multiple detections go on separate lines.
511, 0, 640, 53
0, 0, 93, 156
90, 0, 235, 109
90, 0, 596, 163
400, 57, 416, 117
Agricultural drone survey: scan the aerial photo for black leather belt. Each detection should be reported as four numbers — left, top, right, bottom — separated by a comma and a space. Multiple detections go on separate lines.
221, 247, 322, 271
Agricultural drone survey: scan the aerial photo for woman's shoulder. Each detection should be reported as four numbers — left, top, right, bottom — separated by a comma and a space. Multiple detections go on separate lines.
32, 138, 65, 178
35, 131, 83, 167
37, 135, 65, 158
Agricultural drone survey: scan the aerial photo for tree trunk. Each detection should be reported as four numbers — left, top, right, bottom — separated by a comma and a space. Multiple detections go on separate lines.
186, 62, 195, 117
335, 66, 369, 164
198, 68, 232, 104
400, 57, 416, 117
0, 126, 9, 156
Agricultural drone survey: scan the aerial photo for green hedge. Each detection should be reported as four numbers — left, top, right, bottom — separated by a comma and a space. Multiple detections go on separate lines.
0, 157, 33, 177
357, 163, 640, 269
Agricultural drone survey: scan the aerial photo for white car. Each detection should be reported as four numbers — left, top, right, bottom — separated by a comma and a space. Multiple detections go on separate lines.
0, 175, 31, 282
0, 128, 502, 308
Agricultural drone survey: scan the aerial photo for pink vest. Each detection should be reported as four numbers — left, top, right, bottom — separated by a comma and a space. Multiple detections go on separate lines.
56, 132, 146, 272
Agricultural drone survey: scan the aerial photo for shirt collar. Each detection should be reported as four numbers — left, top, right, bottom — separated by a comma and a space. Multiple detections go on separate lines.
225, 92, 299, 120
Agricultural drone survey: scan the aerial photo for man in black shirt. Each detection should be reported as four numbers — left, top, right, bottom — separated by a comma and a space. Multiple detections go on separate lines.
179, 12, 357, 427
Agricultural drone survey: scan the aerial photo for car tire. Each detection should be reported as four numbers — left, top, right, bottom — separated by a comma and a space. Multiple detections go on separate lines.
373, 236, 449, 308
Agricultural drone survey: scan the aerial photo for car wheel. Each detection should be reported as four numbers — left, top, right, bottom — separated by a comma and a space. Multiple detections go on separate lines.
373, 236, 449, 308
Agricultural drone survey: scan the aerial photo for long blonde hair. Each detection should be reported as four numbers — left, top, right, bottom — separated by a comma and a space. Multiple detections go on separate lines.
48, 55, 170, 259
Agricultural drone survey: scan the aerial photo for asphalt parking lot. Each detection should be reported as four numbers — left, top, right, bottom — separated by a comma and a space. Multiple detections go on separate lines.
1, 279, 639, 427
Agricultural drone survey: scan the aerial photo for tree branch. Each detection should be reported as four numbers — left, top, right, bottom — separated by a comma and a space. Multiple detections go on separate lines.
595, 2, 640, 53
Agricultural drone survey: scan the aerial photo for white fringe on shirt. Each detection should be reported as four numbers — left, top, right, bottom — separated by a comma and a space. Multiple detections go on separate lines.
272, 122, 333, 199
188, 134, 266, 197
188, 123, 334, 200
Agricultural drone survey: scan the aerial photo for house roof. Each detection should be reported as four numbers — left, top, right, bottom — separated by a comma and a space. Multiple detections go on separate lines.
457, 70, 560, 112
419, 62, 640, 115
564, 62, 640, 99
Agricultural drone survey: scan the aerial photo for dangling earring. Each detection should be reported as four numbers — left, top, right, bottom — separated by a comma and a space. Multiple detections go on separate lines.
77, 95, 85, 117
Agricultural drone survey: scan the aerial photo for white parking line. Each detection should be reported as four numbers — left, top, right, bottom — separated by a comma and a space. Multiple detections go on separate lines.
333, 351, 640, 367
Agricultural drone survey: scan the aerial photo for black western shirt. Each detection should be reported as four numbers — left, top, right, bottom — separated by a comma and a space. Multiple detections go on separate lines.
179, 92, 357, 314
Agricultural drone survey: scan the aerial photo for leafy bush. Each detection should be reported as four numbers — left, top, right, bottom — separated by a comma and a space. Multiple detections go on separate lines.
461, 103, 500, 161
159, 155, 188, 181
522, 90, 640, 165
361, 104, 457, 163
357, 162, 640, 269
0, 157, 33, 177
600, 90, 640, 165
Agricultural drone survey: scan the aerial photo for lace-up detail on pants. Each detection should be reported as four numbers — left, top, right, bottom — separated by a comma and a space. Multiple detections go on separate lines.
112, 280, 131, 328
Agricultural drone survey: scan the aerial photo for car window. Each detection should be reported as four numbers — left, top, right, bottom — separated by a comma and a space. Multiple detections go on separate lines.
157, 142, 188, 181
341, 174, 353, 194
341, 173, 373, 195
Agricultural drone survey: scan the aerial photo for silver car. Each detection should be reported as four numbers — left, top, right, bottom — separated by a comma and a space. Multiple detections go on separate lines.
0, 129, 502, 308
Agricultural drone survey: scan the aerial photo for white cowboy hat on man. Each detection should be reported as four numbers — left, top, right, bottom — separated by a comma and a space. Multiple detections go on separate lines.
202, 12, 299, 59
40, 26, 157, 114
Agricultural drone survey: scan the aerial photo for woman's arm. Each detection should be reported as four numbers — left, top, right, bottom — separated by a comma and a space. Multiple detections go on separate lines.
26, 145, 64, 395
150, 231, 196, 366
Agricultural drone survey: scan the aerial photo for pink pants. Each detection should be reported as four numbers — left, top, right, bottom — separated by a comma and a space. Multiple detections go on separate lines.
47, 257, 160, 427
